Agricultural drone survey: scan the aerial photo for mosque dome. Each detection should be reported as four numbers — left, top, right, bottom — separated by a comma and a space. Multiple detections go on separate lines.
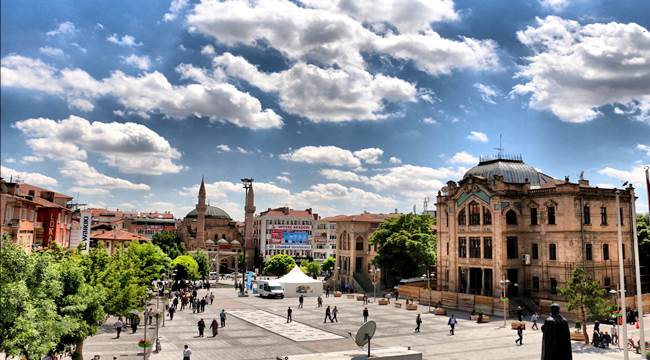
463, 155, 554, 186
186, 205, 232, 220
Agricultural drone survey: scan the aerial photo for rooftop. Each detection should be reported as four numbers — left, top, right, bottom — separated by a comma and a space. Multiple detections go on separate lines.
186, 205, 232, 220
324, 212, 398, 223
90, 229, 149, 242
463, 154, 555, 186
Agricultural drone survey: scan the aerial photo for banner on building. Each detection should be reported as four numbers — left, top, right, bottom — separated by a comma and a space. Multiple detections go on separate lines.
80, 211, 92, 254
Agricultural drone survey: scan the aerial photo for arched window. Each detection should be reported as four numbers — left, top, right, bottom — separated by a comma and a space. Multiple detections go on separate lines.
458, 208, 466, 225
469, 202, 480, 225
506, 209, 518, 225
483, 207, 492, 225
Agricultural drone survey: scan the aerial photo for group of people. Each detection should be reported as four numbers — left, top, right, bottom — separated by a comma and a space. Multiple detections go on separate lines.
591, 321, 617, 349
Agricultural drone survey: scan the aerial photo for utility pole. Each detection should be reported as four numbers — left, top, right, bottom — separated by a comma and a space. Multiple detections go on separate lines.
615, 190, 629, 360
629, 186, 646, 356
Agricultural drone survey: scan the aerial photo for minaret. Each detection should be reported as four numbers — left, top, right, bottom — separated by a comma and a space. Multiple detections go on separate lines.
244, 182, 255, 265
196, 176, 206, 249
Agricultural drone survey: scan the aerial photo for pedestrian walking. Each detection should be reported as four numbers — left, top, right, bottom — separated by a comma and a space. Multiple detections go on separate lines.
200, 298, 206, 312
299, 295, 304, 309
362, 307, 369, 323
173, 297, 179, 309
197, 318, 205, 337
448, 314, 457, 335
287, 306, 293, 323
192, 299, 197, 314
115, 318, 123, 339
415, 313, 422, 333
182, 345, 191, 360
131, 314, 140, 334
210, 318, 219, 337
220, 309, 226, 327
516, 306, 523, 322
324, 306, 332, 323
209, 292, 214, 305
148, 308, 153, 325
530, 312, 539, 330
144, 309, 149, 327
515, 324, 523, 345
168, 306, 175, 320
317, 295, 323, 308
325, 287, 330, 298
332, 306, 338, 322
363, 293, 368, 305
611, 324, 618, 345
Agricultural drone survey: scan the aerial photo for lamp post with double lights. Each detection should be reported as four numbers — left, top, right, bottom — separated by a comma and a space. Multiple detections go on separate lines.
609, 285, 622, 349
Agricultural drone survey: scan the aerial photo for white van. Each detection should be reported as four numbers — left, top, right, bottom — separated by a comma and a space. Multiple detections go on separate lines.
254, 280, 285, 298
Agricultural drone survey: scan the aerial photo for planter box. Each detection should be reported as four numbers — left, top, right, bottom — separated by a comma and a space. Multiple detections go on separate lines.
433, 308, 446, 315
570, 331, 587, 342
511, 321, 526, 330
406, 304, 418, 310
334, 292, 342, 297
378, 299, 389, 305
346, 294, 355, 299
394, 302, 402, 308
470, 315, 490, 323
356, 295, 365, 301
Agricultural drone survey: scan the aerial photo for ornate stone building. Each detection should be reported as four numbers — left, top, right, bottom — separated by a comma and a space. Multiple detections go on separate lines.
177, 178, 242, 250
436, 155, 636, 301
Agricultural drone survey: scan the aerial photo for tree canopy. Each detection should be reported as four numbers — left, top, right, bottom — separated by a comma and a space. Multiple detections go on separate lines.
637, 213, 650, 293
559, 266, 612, 344
172, 255, 200, 281
321, 257, 335, 274
264, 254, 296, 276
370, 213, 436, 286
301, 260, 321, 278
152, 231, 186, 259
191, 250, 210, 280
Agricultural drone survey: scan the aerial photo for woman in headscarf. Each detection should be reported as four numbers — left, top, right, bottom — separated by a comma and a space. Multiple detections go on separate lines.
210, 318, 219, 337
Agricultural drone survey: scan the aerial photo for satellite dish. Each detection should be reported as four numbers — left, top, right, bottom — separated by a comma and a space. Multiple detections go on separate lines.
354, 320, 376, 357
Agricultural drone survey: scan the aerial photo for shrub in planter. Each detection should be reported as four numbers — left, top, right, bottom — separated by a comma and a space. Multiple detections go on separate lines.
138, 339, 153, 349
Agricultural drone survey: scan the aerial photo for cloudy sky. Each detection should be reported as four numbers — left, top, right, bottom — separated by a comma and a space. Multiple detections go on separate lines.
1, 0, 649, 220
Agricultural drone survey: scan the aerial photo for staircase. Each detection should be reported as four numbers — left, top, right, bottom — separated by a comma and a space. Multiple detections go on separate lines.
353, 272, 374, 293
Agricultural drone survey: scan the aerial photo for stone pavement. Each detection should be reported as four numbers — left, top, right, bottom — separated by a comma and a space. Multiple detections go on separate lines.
84, 288, 649, 360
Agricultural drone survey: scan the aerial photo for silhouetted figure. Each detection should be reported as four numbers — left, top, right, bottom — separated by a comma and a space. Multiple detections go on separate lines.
541, 303, 572, 360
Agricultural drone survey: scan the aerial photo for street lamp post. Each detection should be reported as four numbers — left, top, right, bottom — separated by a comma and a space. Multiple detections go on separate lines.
609, 285, 621, 349
629, 186, 646, 356
615, 189, 629, 360
499, 278, 511, 328
336, 266, 341, 292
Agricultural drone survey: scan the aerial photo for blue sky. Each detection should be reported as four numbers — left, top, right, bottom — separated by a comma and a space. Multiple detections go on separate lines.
1, 0, 649, 220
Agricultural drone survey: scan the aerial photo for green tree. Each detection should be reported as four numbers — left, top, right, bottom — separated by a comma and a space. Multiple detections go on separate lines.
301, 261, 321, 278
152, 231, 186, 259
98, 251, 145, 317
125, 241, 171, 286
637, 213, 650, 293
0, 245, 61, 360
321, 257, 336, 274
559, 266, 613, 344
264, 254, 296, 276
191, 250, 210, 280
370, 214, 436, 286
172, 255, 200, 281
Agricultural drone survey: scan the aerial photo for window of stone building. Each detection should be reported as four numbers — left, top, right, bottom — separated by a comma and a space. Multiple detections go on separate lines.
356, 236, 364, 251
530, 207, 538, 225
619, 207, 624, 226
583, 205, 591, 225
548, 206, 556, 225
446, 210, 449, 227
506, 237, 518, 259
550, 278, 558, 294
446, 241, 449, 255
603, 277, 611, 288
458, 209, 466, 225
549, 243, 557, 260
483, 207, 492, 225
483, 237, 492, 259
532, 276, 540, 292
469, 237, 481, 258
586, 243, 593, 261
532, 243, 539, 259
622, 244, 625, 259
506, 209, 517, 225
603, 244, 609, 260
458, 237, 467, 258
469, 202, 480, 225
600, 207, 607, 225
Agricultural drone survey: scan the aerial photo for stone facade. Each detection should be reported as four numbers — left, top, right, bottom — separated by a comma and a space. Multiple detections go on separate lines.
436, 156, 636, 301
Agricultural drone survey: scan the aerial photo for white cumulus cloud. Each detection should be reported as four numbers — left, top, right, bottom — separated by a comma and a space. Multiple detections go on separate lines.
467, 131, 489, 143
107, 33, 143, 47
0, 166, 58, 186
448, 151, 479, 165
121, 54, 151, 70
280, 146, 361, 167
46, 21, 76, 37
39, 47, 65, 58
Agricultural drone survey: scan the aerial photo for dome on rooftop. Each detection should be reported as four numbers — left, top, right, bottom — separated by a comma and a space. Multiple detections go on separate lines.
186, 205, 232, 220
463, 155, 554, 186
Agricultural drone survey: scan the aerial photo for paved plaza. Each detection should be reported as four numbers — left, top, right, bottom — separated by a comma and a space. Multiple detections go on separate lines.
84, 287, 649, 360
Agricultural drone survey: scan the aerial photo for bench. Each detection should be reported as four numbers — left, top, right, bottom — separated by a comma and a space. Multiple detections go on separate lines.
570, 331, 586, 342
356, 295, 365, 301
378, 299, 389, 305
394, 302, 403, 308
406, 304, 418, 310
433, 308, 446, 315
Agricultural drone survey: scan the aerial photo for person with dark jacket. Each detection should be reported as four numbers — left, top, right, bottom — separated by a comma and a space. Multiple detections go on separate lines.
324, 306, 332, 323
168, 306, 176, 320
197, 318, 205, 337
131, 314, 140, 334
287, 307, 293, 323
415, 313, 422, 333
362, 307, 369, 322
516, 324, 523, 345
210, 318, 219, 337
448, 314, 457, 335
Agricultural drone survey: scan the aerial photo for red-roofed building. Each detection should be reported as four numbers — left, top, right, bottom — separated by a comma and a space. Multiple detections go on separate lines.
254, 207, 319, 261
90, 228, 149, 255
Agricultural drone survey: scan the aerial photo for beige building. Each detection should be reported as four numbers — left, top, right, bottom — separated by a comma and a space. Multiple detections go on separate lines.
436, 155, 636, 301
332, 213, 398, 291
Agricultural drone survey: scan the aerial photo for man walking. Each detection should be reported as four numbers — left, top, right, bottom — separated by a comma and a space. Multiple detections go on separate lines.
325, 287, 330, 298
200, 297, 206, 313
209, 292, 214, 305
115, 318, 124, 339
299, 295, 304, 309
168, 306, 175, 320
415, 313, 422, 333
220, 310, 226, 328
515, 324, 523, 345
287, 306, 293, 323
131, 314, 140, 334
531, 312, 539, 330
197, 318, 205, 337
182, 345, 191, 360
332, 306, 338, 322
362, 307, 369, 323
317, 295, 323, 308
448, 314, 457, 335
324, 306, 332, 323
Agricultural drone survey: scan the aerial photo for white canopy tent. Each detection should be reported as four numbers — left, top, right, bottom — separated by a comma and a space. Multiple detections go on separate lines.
277, 266, 323, 297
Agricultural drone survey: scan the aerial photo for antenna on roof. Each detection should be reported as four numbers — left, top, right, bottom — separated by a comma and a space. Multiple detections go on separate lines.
494, 134, 504, 158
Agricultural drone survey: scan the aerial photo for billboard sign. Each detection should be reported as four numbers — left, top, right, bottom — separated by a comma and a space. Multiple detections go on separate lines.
80, 211, 92, 254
